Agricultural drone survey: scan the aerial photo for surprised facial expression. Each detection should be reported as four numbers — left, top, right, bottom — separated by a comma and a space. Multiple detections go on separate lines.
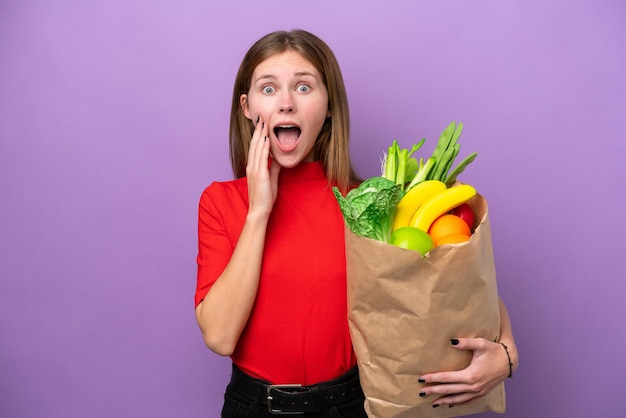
241, 50, 330, 168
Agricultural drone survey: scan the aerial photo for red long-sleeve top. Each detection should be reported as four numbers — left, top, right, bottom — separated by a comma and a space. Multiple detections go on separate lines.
195, 161, 356, 385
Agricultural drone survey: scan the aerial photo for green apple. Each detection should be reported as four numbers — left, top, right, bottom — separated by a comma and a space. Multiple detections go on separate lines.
390, 226, 434, 256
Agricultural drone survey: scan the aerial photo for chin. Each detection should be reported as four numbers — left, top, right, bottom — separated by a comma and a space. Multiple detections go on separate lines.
271, 144, 316, 168
272, 154, 303, 168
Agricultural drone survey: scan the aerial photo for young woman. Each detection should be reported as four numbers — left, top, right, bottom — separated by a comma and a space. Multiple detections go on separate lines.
195, 29, 518, 417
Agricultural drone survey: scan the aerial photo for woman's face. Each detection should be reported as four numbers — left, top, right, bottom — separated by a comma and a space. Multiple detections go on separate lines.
241, 50, 330, 168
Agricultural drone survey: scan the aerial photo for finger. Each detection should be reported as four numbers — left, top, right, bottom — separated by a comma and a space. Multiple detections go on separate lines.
431, 392, 478, 408
450, 337, 489, 352
247, 117, 266, 172
246, 117, 259, 170
419, 368, 468, 385
256, 119, 270, 171
269, 156, 281, 183
421, 382, 472, 397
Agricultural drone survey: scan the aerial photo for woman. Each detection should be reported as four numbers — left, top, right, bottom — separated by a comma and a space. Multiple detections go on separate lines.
195, 29, 517, 417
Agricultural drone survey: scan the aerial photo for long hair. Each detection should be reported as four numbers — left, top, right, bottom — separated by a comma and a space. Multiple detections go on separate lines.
229, 29, 360, 192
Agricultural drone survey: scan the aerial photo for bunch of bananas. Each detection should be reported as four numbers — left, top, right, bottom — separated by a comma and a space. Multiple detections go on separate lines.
392, 180, 476, 233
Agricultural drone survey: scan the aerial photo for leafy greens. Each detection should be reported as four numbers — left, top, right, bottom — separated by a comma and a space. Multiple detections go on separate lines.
332, 177, 402, 243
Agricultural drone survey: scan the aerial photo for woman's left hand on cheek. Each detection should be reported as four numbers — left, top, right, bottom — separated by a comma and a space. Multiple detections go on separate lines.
417, 337, 509, 408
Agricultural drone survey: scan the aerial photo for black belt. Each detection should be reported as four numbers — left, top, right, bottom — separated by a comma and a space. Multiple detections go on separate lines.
228, 364, 362, 414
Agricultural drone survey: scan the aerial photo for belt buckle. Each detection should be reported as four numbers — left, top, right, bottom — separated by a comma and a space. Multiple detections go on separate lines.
267, 384, 304, 414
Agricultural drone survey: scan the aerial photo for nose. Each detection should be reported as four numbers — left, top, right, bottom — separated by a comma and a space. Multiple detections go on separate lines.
279, 91, 295, 113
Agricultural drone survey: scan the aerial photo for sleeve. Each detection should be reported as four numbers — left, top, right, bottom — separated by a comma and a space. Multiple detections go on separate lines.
194, 183, 236, 307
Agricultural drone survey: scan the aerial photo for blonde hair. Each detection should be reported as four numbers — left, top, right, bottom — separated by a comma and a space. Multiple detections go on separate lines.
229, 29, 360, 192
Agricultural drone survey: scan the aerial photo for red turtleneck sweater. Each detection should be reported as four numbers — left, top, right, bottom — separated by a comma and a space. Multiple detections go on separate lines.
195, 161, 356, 385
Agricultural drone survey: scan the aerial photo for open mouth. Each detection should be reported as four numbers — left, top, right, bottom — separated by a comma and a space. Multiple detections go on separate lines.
274, 125, 301, 150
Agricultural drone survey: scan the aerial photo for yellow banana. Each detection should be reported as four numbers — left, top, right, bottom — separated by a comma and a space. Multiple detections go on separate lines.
392, 180, 447, 231
410, 184, 477, 232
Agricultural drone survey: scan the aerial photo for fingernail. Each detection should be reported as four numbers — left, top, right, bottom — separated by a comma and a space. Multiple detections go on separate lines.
418, 378, 425, 383
419, 392, 426, 397
450, 339, 459, 345
432, 404, 440, 408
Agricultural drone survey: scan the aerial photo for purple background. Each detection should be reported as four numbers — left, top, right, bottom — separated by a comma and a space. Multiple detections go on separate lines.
1, 1, 624, 417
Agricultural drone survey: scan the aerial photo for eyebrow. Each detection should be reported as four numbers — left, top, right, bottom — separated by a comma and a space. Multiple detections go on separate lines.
254, 71, 319, 83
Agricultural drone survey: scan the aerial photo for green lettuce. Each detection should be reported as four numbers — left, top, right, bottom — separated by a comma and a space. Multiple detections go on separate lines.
332, 177, 402, 243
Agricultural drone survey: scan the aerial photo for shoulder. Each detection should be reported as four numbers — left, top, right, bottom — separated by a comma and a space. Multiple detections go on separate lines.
199, 177, 248, 213
198, 178, 249, 231
201, 177, 247, 199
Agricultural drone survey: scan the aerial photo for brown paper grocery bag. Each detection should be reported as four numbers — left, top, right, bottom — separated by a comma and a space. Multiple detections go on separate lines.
346, 193, 506, 418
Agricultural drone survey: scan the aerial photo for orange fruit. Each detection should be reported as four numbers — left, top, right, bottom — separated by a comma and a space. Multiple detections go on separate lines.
435, 233, 470, 246
428, 214, 471, 246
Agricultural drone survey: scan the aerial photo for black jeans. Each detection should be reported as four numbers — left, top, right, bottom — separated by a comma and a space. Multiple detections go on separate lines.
220, 366, 367, 418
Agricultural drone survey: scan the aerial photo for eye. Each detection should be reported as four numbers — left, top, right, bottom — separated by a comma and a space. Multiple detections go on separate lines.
262, 86, 275, 94
296, 84, 311, 93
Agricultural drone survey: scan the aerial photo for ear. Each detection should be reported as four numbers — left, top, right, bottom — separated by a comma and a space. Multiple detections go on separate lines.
240, 94, 252, 120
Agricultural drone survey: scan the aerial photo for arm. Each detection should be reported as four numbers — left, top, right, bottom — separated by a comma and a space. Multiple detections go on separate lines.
417, 298, 519, 407
195, 118, 280, 356
496, 298, 519, 374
